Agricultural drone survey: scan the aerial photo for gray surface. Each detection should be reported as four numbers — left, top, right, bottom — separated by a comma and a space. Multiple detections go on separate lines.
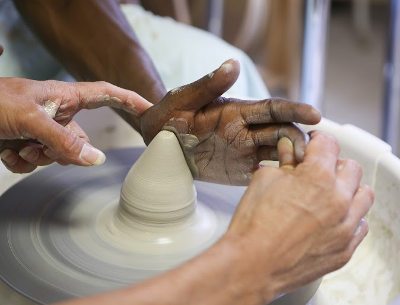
0, 148, 245, 304
0, 147, 319, 305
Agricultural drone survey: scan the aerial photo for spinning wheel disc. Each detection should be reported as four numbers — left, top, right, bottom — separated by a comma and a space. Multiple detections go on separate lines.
0, 148, 245, 304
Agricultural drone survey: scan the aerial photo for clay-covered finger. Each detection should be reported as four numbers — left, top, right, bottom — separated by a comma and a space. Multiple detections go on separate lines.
249, 123, 308, 162
0, 44, 3, 56
71, 81, 152, 115
1, 149, 37, 173
166, 59, 240, 110
241, 98, 321, 125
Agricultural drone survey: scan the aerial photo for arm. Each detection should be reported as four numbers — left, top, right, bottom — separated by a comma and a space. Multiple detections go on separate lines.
55, 132, 374, 305
13, 0, 166, 130
12, 1, 323, 184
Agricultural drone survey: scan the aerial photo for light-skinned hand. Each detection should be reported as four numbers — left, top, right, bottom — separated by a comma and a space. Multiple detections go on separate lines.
0, 78, 151, 173
224, 131, 374, 302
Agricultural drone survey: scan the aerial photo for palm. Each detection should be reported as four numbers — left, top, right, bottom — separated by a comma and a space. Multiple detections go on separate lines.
141, 60, 320, 185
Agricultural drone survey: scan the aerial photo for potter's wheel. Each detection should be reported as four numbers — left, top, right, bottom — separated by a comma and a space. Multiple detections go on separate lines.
0, 147, 245, 304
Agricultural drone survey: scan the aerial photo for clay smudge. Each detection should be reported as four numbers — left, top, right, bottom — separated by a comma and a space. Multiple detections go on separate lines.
162, 118, 199, 178
219, 61, 233, 74
43, 100, 59, 119
169, 87, 183, 95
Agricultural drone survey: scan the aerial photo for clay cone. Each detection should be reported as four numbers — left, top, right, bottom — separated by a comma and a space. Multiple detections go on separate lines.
119, 130, 196, 224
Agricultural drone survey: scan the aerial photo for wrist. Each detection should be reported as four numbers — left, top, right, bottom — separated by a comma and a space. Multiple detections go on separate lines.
217, 234, 276, 304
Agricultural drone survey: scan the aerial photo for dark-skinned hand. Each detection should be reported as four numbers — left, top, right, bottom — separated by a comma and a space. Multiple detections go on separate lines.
140, 59, 321, 185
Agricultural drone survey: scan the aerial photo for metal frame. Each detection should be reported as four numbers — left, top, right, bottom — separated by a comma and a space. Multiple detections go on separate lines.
383, 0, 400, 154
300, 0, 331, 111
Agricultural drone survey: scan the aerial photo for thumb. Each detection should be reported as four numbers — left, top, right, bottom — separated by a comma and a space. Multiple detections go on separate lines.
278, 137, 296, 169
168, 58, 240, 110
24, 112, 105, 166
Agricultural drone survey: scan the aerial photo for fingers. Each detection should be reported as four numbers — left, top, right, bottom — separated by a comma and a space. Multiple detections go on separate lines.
0, 45, 3, 56
73, 81, 152, 115
336, 159, 363, 199
303, 131, 340, 173
347, 185, 374, 229
21, 112, 105, 167
166, 59, 240, 110
241, 98, 321, 125
250, 123, 308, 162
277, 137, 296, 169
308, 183, 373, 256
1, 149, 38, 173
325, 219, 369, 272
256, 146, 277, 162
18, 144, 54, 166
16, 123, 87, 167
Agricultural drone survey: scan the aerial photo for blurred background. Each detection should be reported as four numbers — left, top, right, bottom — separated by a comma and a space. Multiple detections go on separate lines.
139, 0, 389, 139
0, 0, 393, 145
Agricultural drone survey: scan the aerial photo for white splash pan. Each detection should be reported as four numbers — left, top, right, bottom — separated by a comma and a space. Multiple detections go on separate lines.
301, 119, 400, 305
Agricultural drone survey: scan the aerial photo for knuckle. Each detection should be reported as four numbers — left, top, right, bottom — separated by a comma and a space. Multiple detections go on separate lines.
360, 184, 375, 203
345, 159, 363, 176
59, 132, 82, 159
311, 165, 336, 186
95, 80, 111, 88
341, 246, 355, 264
338, 223, 355, 244
332, 194, 351, 217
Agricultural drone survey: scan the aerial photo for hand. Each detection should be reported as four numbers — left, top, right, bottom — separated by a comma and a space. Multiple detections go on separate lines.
0, 78, 151, 173
140, 59, 321, 185
224, 131, 374, 302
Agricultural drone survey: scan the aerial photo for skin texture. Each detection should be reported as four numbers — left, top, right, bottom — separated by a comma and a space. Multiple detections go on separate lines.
55, 131, 374, 305
141, 60, 321, 185
12, 0, 322, 184
0, 78, 151, 173
1, 5, 370, 303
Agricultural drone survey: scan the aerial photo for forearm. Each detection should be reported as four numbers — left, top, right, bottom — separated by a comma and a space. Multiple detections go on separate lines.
55, 237, 273, 305
14, 0, 166, 129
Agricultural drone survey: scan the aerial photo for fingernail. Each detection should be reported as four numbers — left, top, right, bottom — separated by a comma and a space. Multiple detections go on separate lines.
79, 144, 106, 165
220, 61, 234, 74
354, 218, 365, 236
278, 137, 293, 148
1, 149, 18, 166
19, 146, 39, 162
219, 59, 238, 74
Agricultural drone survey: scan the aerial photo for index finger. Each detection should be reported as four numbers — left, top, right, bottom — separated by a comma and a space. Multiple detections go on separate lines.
73, 81, 152, 115
303, 131, 340, 172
